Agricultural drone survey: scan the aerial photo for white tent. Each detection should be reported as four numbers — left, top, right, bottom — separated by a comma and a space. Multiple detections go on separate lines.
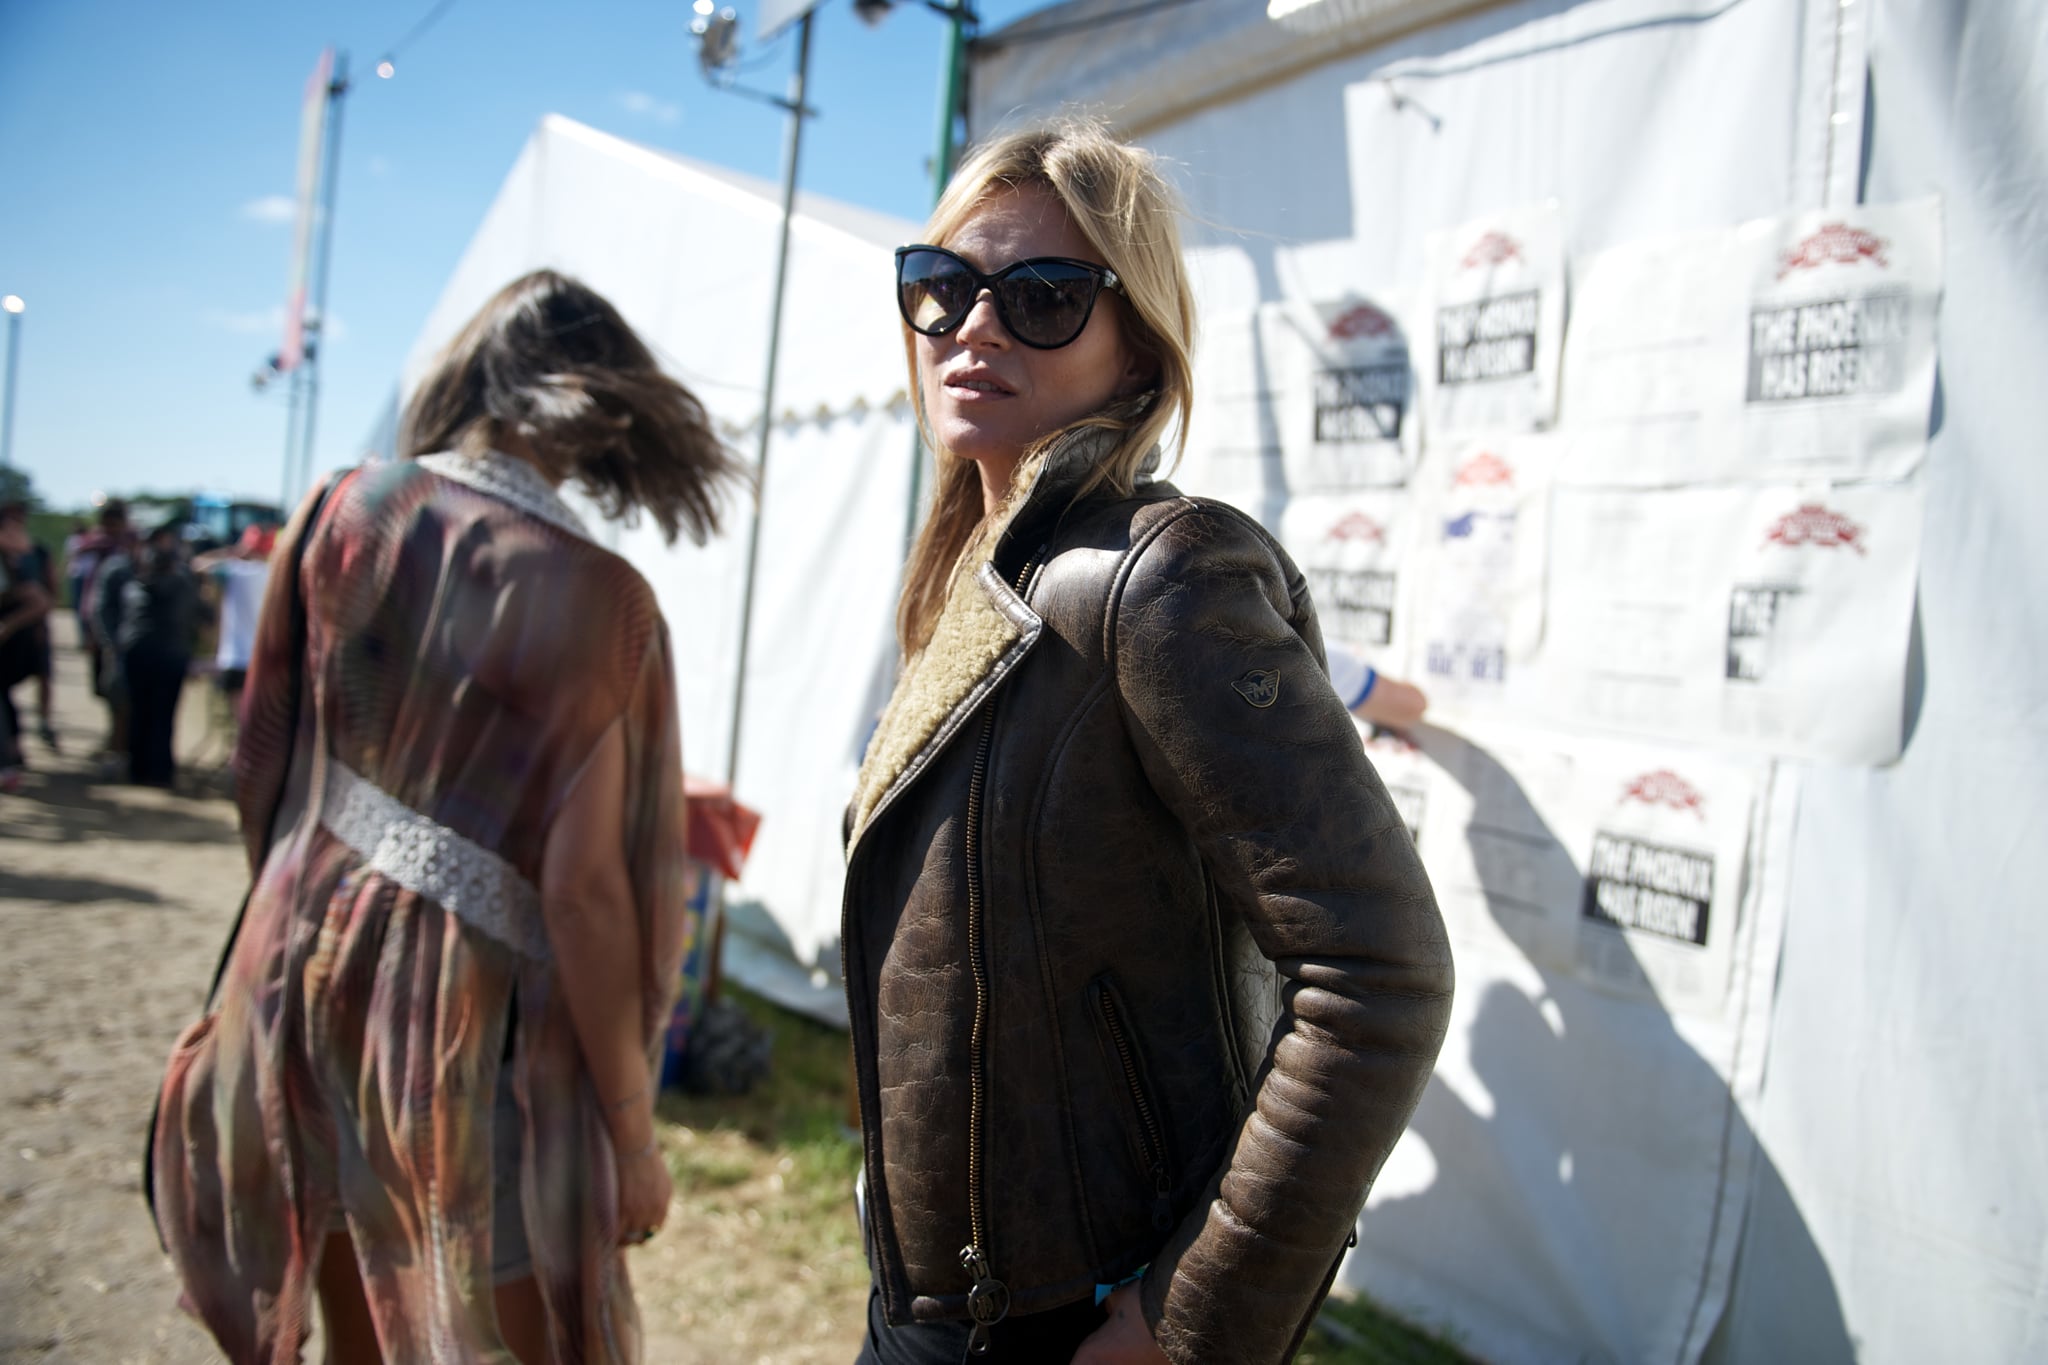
971, 1, 2046, 1362
398, 115, 924, 1019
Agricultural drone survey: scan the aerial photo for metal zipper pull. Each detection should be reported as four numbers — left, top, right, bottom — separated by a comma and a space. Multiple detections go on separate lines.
960, 1243, 1009, 1356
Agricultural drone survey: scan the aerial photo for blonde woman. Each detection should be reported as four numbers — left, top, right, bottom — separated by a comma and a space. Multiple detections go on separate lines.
844, 121, 1455, 1365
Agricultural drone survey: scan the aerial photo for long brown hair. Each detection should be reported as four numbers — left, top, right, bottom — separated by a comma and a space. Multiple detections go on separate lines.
895, 118, 1198, 656
400, 269, 744, 544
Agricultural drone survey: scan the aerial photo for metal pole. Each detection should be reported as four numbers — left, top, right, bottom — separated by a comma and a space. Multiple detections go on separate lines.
723, 11, 814, 792
932, 2, 970, 195
0, 310, 20, 470
296, 52, 350, 504
901, 1, 975, 557
279, 366, 305, 509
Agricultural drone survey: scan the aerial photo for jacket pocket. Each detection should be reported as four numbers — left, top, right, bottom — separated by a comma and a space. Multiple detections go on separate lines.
1087, 973, 1176, 1233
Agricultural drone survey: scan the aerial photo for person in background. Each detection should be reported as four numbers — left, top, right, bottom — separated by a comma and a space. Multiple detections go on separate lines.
150, 269, 744, 1365
75, 499, 136, 768
0, 508, 54, 793
61, 519, 88, 594
846, 120, 1453, 1365
1325, 638, 1430, 731
191, 522, 276, 727
0, 501, 60, 751
110, 522, 200, 788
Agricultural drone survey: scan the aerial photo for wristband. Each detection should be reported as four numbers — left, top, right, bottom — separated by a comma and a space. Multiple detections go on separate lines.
1348, 665, 1379, 712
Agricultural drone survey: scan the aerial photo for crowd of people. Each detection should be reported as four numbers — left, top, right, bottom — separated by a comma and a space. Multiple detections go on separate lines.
7, 116, 1455, 1365
0, 498, 274, 794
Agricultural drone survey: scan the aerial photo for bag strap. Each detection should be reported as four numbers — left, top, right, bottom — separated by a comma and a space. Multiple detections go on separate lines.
145, 468, 343, 1236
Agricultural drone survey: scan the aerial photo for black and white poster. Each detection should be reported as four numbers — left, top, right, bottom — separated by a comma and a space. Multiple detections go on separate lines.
1560, 198, 1942, 485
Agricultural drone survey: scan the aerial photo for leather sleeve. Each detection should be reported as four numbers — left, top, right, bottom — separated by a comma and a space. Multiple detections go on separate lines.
1109, 503, 1454, 1365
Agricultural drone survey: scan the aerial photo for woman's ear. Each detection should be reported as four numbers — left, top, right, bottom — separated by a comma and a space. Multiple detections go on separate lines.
1114, 343, 1160, 399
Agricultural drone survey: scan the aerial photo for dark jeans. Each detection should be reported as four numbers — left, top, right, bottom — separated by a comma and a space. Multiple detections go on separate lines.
124, 646, 188, 786
856, 1284, 1106, 1365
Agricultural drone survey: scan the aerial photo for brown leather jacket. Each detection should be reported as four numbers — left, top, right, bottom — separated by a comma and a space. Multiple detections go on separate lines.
844, 429, 1453, 1365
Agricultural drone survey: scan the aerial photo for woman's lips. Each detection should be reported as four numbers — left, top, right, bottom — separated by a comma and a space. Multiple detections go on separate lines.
944, 373, 1015, 398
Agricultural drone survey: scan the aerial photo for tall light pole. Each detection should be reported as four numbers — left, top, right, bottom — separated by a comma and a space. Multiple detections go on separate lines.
851, 0, 980, 554
0, 295, 23, 471
688, 3, 819, 796
296, 52, 351, 506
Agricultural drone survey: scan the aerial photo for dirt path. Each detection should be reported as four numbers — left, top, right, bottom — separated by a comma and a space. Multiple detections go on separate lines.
1, 641, 863, 1364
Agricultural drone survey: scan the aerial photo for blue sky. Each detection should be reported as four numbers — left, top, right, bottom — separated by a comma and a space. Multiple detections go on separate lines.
0, 0, 1039, 512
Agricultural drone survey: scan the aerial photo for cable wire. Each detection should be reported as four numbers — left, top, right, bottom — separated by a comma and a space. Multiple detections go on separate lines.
377, 0, 462, 68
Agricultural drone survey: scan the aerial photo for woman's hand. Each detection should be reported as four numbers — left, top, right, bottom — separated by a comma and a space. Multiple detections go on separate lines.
1072, 1284, 1171, 1364
614, 1135, 673, 1247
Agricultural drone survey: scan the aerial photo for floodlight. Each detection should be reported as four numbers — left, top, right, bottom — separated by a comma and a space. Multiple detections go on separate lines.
694, 8, 740, 73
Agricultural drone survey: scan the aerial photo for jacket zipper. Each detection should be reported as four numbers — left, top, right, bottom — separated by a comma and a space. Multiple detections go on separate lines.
1093, 982, 1175, 1232
960, 547, 1041, 1355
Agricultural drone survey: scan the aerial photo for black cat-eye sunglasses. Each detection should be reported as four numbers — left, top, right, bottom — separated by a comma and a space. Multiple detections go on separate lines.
895, 244, 1124, 350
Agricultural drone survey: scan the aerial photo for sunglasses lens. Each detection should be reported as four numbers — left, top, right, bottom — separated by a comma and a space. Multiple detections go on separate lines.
898, 250, 976, 335
997, 263, 1101, 347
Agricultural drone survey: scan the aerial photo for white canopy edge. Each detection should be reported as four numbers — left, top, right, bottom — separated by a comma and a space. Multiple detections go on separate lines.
969, 0, 1506, 138
398, 114, 915, 433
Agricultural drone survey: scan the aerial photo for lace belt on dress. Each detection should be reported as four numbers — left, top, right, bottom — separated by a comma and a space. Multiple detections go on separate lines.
320, 758, 551, 961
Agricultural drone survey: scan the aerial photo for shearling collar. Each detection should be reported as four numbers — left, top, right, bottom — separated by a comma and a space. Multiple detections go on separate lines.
846, 422, 1159, 851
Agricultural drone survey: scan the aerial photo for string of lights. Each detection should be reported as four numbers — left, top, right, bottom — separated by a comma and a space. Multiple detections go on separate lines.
374, 0, 462, 79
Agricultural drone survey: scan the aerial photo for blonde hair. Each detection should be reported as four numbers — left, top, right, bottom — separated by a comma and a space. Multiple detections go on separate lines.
895, 117, 1197, 656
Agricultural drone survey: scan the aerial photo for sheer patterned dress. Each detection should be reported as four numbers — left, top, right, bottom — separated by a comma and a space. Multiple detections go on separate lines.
150, 451, 691, 1364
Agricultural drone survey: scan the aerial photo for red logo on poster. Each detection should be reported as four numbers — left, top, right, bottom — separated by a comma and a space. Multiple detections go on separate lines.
1327, 302, 1396, 340
1776, 223, 1891, 279
1460, 231, 1523, 269
1326, 512, 1386, 544
1622, 770, 1706, 818
1763, 503, 1868, 556
1453, 452, 1515, 488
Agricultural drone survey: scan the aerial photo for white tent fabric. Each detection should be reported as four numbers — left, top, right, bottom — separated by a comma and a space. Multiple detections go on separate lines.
396, 116, 922, 1007
969, 0, 2046, 1361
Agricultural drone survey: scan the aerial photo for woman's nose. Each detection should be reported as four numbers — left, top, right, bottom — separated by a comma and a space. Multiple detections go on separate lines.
953, 289, 1009, 348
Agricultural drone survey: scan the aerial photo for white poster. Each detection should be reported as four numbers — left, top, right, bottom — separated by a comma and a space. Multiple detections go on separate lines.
1177, 305, 1273, 509
1282, 488, 1418, 674
1407, 436, 1557, 715
1532, 482, 1924, 763
1560, 197, 1943, 485
1263, 291, 1420, 492
1377, 720, 1765, 1017
1419, 202, 1567, 437
1177, 246, 1273, 509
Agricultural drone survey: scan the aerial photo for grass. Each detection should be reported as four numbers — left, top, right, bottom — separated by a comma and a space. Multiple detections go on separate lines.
653, 986, 868, 1271
654, 987, 1469, 1364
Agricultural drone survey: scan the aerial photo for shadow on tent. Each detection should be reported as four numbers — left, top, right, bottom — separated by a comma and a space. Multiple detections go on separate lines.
1356, 726, 1853, 1364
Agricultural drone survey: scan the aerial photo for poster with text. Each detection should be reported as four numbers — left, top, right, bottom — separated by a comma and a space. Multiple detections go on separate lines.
1178, 306, 1274, 509
1263, 291, 1420, 492
1560, 197, 1942, 485
1419, 202, 1567, 437
1282, 489, 1418, 675
1531, 482, 1923, 763
1407, 436, 1557, 714
1376, 720, 1766, 1015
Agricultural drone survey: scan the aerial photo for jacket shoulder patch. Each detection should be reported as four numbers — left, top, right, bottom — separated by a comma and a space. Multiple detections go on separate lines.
1232, 668, 1281, 708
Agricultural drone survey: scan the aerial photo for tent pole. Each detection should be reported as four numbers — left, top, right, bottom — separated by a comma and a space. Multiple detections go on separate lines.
724, 10, 814, 794
296, 52, 350, 508
901, 0, 977, 560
